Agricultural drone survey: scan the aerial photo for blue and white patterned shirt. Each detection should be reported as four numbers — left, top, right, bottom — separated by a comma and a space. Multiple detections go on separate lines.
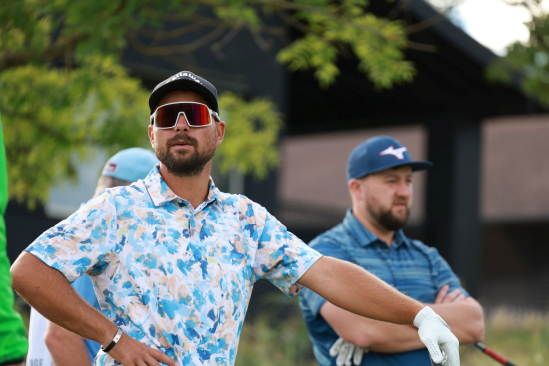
27, 165, 322, 366
299, 209, 467, 366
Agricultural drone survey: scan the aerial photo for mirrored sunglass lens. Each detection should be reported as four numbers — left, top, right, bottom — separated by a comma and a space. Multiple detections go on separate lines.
155, 104, 211, 128
185, 104, 211, 126
156, 105, 180, 128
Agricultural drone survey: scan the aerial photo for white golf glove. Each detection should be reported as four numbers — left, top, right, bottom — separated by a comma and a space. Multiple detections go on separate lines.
414, 306, 459, 366
329, 337, 367, 366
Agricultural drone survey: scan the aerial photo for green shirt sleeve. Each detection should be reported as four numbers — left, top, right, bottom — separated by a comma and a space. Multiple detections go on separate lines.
0, 112, 29, 363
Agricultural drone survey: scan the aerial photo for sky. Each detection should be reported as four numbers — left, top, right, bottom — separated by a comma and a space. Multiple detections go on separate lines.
426, 0, 545, 55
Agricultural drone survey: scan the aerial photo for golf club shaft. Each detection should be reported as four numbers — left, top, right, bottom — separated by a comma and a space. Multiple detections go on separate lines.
475, 342, 518, 366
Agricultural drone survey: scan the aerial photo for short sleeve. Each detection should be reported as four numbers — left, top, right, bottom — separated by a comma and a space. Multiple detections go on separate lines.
26, 191, 118, 283
251, 204, 322, 297
425, 244, 470, 297
300, 239, 354, 318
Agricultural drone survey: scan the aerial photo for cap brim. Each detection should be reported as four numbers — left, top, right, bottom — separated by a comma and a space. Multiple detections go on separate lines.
355, 160, 433, 179
149, 79, 219, 114
409, 161, 433, 171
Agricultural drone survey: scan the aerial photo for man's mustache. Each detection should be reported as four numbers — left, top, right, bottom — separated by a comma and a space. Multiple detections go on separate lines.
167, 134, 198, 147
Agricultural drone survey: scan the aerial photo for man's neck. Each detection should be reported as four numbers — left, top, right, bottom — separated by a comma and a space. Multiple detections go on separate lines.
158, 162, 212, 209
351, 207, 395, 247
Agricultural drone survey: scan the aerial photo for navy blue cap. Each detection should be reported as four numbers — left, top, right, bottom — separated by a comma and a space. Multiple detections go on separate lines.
149, 71, 219, 115
346, 136, 432, 181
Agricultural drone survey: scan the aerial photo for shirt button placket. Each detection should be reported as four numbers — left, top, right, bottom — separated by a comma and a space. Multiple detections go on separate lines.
188, 213, 195, 237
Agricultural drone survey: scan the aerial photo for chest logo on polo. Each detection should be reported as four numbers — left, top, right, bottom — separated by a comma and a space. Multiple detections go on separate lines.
379, 146, 407, 160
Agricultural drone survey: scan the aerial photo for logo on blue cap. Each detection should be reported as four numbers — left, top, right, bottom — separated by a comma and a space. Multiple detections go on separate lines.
379, 146, 408, 160
347, 136, 432, 181
102, 148, 159, 183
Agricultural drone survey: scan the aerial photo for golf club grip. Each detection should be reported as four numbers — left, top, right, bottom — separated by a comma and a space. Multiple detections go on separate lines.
475, 343, 518, 366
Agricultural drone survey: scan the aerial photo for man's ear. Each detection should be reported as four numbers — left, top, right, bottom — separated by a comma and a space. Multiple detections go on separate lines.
215, 121, 226, 147
348, 178, 365, 202
148, 125, 155, 148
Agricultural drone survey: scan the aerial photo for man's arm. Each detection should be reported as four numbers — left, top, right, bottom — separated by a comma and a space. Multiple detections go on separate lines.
298, 257, 423, 325
429, 298, 484, 343
298, 256, 461, 365
45, 322, 92, 366
320, 286, 485, 353
321, 303, 423, 353
10, 252, 177, 366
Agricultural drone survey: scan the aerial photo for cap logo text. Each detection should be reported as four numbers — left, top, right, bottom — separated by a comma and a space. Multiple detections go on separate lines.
169, 72, 202, 84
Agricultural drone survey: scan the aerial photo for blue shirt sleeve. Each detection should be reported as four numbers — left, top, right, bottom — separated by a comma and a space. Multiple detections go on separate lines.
71, 274, 101, 362
72, 274, 100, 311
420, 242, 470, 297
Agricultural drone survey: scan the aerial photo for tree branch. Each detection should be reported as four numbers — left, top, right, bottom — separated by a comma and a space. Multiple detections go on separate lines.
251, 28, 271, 51
211, 26, 242, 59
407, 40, 437, 52
127, 26, 226, 56
404, 0, 461, 34
275, 9, 309, 34
0, 33, 88, 73
137, 22, 205, 40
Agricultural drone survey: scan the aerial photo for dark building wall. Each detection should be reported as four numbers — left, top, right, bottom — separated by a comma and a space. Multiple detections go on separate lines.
5, 202, 60, 264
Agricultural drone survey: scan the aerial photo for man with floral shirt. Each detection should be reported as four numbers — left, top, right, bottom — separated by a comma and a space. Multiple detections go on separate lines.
11, 71, 460, 366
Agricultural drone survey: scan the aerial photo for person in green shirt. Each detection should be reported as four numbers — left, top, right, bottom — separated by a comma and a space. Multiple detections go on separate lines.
0, 113, 28, 366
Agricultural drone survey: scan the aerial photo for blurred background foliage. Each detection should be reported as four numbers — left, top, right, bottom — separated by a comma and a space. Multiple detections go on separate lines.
487, 0, 549, 106
0, 0, 414, 208
4, 0, 544, 207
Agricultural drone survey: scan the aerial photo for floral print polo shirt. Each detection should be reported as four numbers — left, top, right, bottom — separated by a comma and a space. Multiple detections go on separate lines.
26, 165, 322, 365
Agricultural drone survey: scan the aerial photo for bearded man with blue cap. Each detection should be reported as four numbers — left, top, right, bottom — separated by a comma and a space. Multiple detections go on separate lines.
299, 136, 485, 366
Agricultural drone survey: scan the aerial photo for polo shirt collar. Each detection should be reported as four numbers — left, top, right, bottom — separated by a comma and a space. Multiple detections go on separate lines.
343, 208, 411, 248
393, 229, 411, 247
144, 165, 222, 209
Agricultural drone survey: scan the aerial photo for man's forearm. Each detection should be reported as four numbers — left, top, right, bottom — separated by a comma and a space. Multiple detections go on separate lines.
429, 299, 485, 343
321, 297, 484, 353
10, 252, 117, 347
45, 322, 93, 366
320, 301, 424, 353
299, 257, 423, 325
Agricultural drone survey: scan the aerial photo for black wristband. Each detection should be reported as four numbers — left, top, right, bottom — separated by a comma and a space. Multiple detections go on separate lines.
101, 327, 123, 353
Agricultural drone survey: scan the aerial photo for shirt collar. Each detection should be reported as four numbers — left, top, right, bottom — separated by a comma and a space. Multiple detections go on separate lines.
343, 208, 410, 248
393, 229, 411, 247
144, 165, 222, 210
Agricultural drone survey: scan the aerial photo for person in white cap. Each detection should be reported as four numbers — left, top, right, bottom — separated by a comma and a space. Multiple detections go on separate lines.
12, 72, 460, 366
26, 148, 158, 366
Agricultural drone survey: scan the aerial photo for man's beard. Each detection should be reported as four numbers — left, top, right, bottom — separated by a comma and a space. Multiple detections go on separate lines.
367, 200, 410, 231
156, 133, 216, 177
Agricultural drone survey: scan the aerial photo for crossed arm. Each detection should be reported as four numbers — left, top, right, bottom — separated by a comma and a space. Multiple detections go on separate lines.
320, 284, 485, 353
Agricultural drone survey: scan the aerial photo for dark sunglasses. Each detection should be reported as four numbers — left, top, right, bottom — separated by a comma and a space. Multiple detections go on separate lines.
150, 102, 221, 129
